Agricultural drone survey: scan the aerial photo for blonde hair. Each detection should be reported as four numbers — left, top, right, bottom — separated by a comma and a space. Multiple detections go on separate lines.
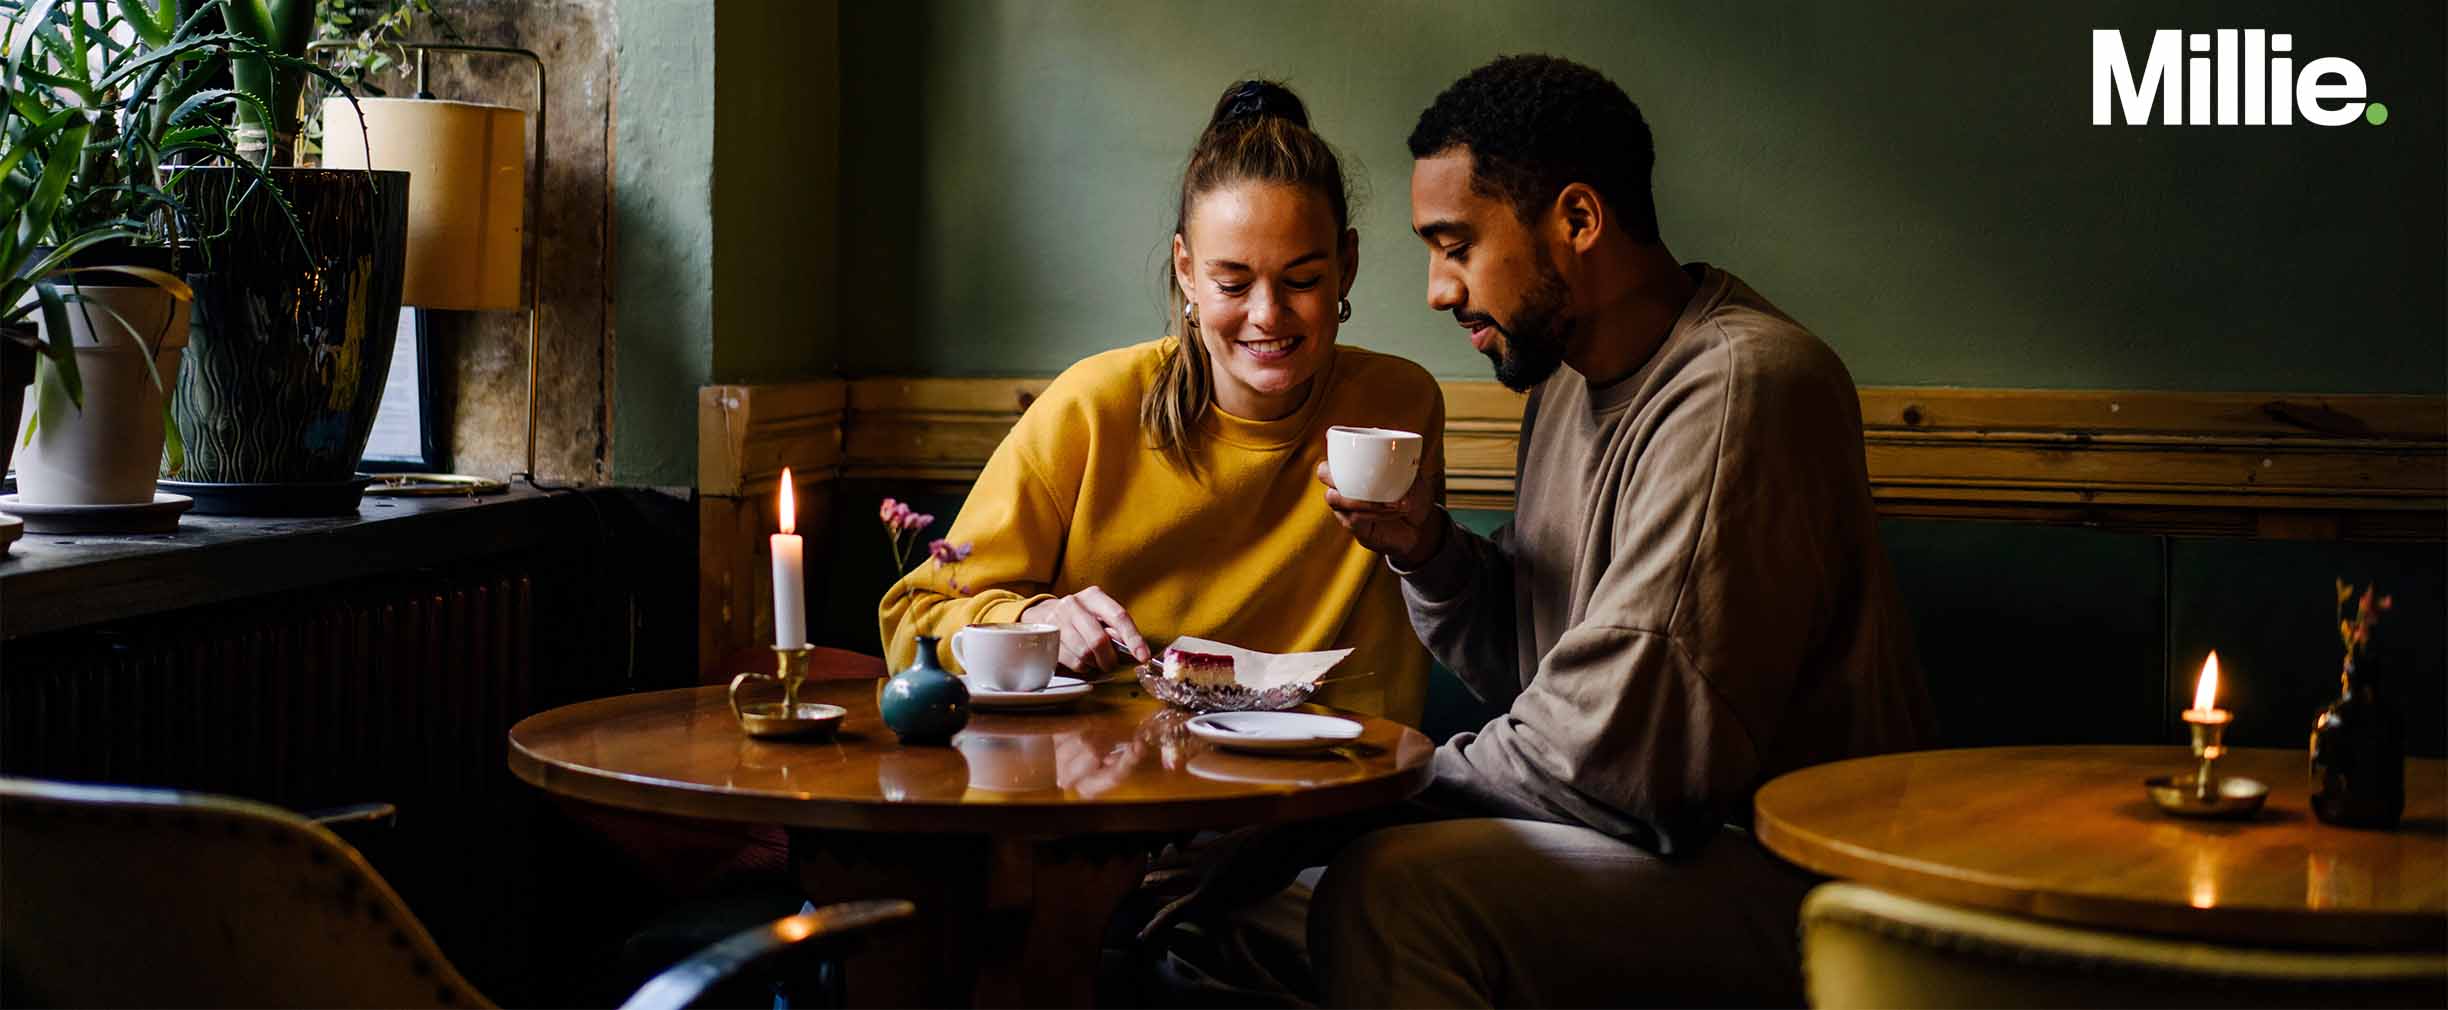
1143, 80, 1352, 474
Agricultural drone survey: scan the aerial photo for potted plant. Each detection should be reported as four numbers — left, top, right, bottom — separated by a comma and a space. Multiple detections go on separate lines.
1, 1, 216, 509
154, 0, 410, 515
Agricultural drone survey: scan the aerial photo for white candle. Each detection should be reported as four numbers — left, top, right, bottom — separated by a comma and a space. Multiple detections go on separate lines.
771, 468, 806, 649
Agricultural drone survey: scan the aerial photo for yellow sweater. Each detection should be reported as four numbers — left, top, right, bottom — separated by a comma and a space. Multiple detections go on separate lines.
879, 338, 1443, 724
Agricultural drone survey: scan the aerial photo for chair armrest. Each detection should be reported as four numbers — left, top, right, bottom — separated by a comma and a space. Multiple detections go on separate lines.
618, 899, 916, 1010
300, 802, 399, 829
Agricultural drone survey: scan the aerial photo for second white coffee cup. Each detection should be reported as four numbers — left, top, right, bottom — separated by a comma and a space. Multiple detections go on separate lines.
951, 622, 1060, 692
1327, 426, 1425, 503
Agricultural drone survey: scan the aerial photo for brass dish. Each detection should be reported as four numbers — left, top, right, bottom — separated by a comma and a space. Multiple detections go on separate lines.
2145, 774, 2270, 819
364, 473, 510, 497
731, 700, 847, 740
728, 644, 845, 740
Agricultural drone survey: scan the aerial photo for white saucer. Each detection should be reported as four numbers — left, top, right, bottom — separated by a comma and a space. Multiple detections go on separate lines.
0, 492, 191, 533
1186, 711, 1363, 753
966, 675, 1094, 711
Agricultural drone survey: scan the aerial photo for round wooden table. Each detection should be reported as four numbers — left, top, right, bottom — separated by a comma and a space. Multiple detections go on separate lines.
1754, 746, 2446, 949
510, 675, 1435, 1006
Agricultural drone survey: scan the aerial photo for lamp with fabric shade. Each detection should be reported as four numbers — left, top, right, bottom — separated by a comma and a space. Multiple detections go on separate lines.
321, 97, 527, 311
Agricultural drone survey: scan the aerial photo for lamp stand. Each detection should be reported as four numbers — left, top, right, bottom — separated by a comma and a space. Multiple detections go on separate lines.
313, 41, 551, 496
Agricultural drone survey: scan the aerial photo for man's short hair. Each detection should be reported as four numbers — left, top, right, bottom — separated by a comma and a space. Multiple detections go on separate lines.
1408, 54, 1659, 243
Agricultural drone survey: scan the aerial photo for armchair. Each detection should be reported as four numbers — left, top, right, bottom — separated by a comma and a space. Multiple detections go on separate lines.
0, 777, 910, 1009
1801, 882, 2447, 1009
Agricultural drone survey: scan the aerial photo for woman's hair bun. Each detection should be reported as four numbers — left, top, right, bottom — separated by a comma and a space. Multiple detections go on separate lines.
1208, 79, 1310, 131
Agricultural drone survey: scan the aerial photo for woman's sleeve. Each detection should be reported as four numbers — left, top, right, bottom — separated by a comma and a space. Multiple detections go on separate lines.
876, 433, 1071, 670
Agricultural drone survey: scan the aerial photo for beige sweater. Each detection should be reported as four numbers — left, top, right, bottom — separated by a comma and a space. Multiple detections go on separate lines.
1398, 265, 1933, 855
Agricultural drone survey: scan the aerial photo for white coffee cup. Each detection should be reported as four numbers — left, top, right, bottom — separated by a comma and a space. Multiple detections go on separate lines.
1326, 426, 1425, 503
951, 622, 1060, 692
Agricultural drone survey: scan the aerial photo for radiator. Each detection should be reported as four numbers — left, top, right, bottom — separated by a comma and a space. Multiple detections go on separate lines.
0, 556, 635, 1003
2, 569, 534, 809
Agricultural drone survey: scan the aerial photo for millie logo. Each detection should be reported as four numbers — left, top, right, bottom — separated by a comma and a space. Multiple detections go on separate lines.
2092, 29, 2388, 126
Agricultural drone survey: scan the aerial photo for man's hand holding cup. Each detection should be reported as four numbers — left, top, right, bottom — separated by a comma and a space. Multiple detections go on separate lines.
1318, 426, 1442, 568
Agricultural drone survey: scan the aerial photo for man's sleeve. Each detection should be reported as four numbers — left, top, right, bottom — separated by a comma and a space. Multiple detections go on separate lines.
1427, 339, 1857, 856
1393, 512, 1524, 707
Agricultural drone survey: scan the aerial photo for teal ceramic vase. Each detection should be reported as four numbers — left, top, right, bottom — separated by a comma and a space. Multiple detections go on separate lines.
881, 635, 969, 744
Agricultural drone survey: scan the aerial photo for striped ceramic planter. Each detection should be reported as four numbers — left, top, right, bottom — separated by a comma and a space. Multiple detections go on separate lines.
167, 167, 410, 486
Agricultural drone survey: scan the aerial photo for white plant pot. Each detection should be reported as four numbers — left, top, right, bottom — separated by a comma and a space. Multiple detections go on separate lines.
13, 283, 189, 505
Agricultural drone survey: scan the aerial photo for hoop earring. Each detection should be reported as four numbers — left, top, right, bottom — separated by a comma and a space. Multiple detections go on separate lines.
1337, 297, 1352, 323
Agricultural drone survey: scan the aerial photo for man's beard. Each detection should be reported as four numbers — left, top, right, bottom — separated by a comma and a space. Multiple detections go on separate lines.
1475, 253, 1572, 393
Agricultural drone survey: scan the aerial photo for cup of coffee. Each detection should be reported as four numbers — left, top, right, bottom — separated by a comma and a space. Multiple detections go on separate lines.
951, 622, 1060, 692
1327, 426, 1424, 503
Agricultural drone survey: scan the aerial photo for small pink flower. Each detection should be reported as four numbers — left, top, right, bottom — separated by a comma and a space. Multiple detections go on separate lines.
909, 512, 937, 534
928, 539, 973, 565
878, 498, 901, 524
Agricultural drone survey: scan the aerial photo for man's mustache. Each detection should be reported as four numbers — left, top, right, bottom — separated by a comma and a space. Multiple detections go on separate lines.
1454, 311, 1500, 332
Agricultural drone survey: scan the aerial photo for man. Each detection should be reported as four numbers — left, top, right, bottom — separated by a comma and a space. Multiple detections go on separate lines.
1309, 54, 1933, 1007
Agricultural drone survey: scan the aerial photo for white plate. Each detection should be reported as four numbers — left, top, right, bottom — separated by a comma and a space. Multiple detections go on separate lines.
1185, 711, 1364, 753
965, 675, 1093, 711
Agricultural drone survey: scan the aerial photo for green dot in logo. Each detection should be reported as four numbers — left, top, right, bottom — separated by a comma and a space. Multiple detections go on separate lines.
2365, 102, 2389, 125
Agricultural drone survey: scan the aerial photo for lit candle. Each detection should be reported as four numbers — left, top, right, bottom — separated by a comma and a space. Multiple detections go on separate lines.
771, 468, 806, 649
2182, 651, 2231, 801
2183, 651, 2231, 726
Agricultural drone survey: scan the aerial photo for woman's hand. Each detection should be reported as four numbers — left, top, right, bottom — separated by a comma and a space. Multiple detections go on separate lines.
1315, 460, 1445, 568
1020, 586, 1151, 672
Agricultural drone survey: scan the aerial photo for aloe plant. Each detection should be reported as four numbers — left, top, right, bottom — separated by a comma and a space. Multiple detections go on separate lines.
217, 0, 314, 165
0, 0, 277, 442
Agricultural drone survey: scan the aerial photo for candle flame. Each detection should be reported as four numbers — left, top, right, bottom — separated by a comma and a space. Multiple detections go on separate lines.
778, 468, 797, 535
2192, 651, 2220, 712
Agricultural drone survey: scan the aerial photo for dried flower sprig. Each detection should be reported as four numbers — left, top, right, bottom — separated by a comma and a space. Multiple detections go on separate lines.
2336, 580, 2393, 669
879, 498, 936, 570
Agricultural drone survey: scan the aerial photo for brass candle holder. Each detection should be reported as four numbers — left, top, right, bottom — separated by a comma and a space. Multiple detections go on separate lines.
2186, 709, 2230, 801
729, 644, 846, 740
2146, 708, 2268, 819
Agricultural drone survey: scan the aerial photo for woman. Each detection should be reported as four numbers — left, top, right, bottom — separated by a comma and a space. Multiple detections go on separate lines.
880, 80, 1442, 723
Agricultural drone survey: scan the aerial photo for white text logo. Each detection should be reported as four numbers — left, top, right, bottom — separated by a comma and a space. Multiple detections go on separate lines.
2092, 29, 2387, 126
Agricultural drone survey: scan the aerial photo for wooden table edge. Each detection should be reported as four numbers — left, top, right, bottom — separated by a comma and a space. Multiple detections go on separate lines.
1753, 750, 2448, 951
507, 689, 1438, 837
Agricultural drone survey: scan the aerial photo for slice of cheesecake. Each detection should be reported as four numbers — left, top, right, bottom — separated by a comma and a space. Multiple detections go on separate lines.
1161, 647, 1237, 689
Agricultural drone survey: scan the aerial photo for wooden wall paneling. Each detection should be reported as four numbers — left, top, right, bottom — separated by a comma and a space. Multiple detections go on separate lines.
842, 378, 1053, 482
1857, 388, 2445, 540
699, 377, 2446, 661
698, 382, 846, 670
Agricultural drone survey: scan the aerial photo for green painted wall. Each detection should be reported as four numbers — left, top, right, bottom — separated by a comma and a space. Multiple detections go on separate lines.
615, 0, 843, 485
611, 0, 715, 485
712, 0, 841, 384
840, 0, 2444, 393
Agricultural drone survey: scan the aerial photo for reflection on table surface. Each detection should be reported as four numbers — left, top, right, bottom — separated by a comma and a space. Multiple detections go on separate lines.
508, 677, 1434, 834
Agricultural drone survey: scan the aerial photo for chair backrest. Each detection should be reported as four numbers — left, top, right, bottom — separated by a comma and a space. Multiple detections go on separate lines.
0, 777, 490, 1009
1801, 882, 2448, 1009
